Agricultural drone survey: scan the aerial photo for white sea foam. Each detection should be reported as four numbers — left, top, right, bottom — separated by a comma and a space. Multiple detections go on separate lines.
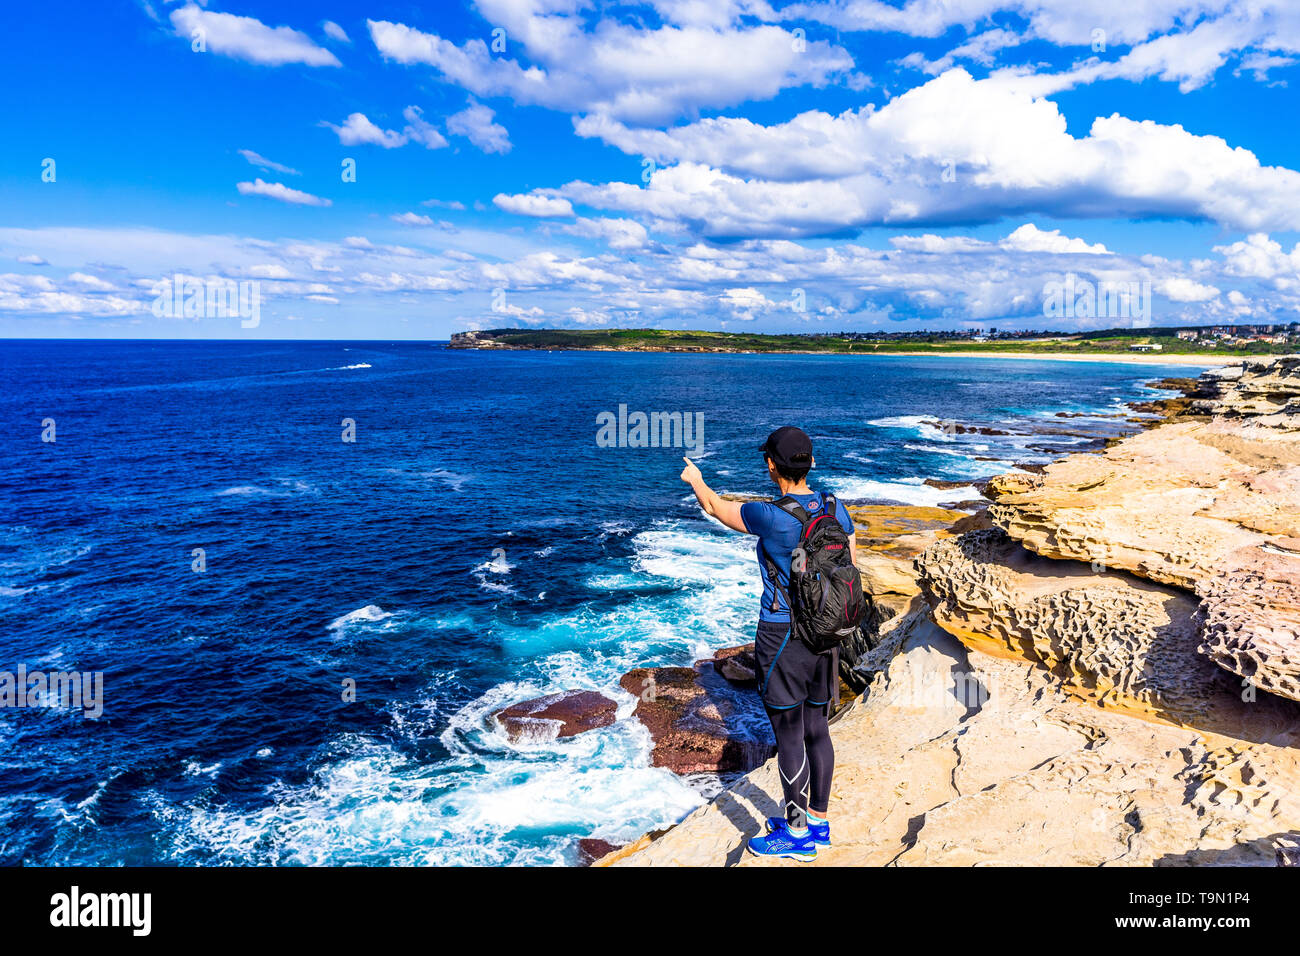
327, 604, 394, 631
473, 574, 520, 597
905, 442, 972, 458
903, 443, 1017, 477
821, 475, 981, 507
154, 516, 771, 864
215, 485, 269, 497
161, 719, 702, 866
215, 479, 319, 498
0, 534, 94, 599
474, 552, 514, 574
331, 363, 372, 370
425, 470, 471, 493
867, 415, 948, 441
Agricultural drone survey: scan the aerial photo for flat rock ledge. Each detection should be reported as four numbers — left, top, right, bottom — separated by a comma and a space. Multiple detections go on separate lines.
491, 690, 617, 744
602, 603, 1300, 866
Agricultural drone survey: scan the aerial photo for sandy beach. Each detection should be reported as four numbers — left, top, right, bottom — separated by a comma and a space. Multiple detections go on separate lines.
875, 351, 1236, 365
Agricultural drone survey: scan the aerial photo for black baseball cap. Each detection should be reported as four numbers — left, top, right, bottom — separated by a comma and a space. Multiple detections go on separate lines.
759, 426, 814, 469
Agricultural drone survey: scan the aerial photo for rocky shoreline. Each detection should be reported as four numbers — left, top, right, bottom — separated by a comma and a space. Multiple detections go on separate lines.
587, 354, 1300, 866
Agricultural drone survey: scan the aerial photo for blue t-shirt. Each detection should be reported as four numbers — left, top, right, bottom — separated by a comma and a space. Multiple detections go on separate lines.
740, 491, 855, 623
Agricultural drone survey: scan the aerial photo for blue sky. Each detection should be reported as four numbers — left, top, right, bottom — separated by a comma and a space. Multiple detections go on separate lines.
3, 0, 1300, 338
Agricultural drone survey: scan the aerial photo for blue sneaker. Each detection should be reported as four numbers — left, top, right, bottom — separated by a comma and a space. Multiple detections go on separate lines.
766, 815, 831, 846
747, 826, 817, 861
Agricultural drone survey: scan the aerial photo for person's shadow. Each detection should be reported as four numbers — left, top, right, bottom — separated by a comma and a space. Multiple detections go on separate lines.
691, 656, 782, 866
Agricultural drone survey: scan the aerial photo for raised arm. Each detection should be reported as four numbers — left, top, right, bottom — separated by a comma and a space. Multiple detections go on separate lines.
680, 457, 749, 533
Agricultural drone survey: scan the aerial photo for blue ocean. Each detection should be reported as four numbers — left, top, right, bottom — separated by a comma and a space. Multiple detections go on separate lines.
0, 341, 1190, 865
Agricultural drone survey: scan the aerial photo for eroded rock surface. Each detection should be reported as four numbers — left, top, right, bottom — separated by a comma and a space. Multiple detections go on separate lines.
1191, 356, 1300, 427
987, 419, 1300, 591
1197, 543, 1300, 704
618, 664, 773, 775
985, 360, 1300, 699
916, 529, 1300, 741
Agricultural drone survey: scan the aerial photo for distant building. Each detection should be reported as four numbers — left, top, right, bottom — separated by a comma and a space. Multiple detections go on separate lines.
1129, 343, 1163, 352
1175, 330, 1198, 341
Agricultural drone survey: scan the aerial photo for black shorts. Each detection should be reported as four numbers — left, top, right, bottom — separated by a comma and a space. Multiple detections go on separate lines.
754, 620, 838, 710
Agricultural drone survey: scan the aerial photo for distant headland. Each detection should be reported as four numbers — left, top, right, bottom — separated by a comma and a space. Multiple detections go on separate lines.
449, 324, 1300, 359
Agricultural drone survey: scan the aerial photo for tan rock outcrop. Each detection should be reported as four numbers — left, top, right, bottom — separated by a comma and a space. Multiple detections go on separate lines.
599, 357, 1300, 867
1197, 543, 1300, 704
987, 419, 1300, 591
606, 602, 1300, 866
1191, 355, 1300, 428
915, 529, 1300, 740
847, 504, 976, 602
985, 365, 1300, 700
842, 504, 991, 692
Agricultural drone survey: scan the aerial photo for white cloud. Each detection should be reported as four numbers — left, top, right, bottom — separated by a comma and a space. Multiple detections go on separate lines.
321, 107, 447, 149
1237, 51, 1296, 82
236, 178, 332, 207
248, 264, 294, 279
16, 254, 47, 265
322, 20, 350, 43
238, 148, 300, 176
791, 1, 1300, 94
1000, 223, 1109, 255
560, 217, 650, 251
493, 193, 575, 217
391, 212, 441, 227
788, 0, 1244, 48
68, 272, 116, 290
2, 220, 1294, 333
899, 28, 1024, 74
322, 112, 409, 148
401, 105, 449, 149
558, 69, 1300, 238
890, 224, 1108, 255
719, 286, 775, 319
367, 14, 852, 125
1156, 277, 1221, 301
1213, 232, 1300, 282
446, 101, 511, 154
170, 3, 341, 67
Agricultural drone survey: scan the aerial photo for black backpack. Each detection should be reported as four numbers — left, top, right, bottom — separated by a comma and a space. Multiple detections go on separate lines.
763, 493, 866, 654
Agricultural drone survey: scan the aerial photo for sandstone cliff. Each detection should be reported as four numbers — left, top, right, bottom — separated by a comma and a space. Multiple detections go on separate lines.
601, 355, 1300, 867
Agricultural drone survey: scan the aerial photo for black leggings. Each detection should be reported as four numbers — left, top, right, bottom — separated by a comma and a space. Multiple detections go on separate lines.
766, 701, 834, 828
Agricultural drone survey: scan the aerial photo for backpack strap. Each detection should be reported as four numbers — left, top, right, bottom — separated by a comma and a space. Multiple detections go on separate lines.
763, 553, 794, 614
763, 495, 812, 613
772, 494, 811, 526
